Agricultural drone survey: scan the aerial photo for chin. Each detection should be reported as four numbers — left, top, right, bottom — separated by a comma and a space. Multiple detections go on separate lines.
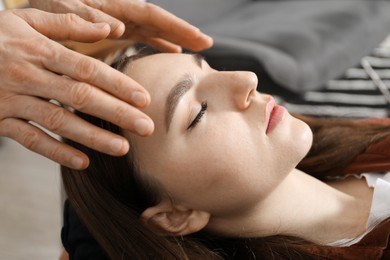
295, 120, 313, 157
278, 113, 313, 163
291, 116, 313, 159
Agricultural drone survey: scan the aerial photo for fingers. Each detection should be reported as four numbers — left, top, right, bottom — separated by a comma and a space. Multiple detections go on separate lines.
69, 4, 125, 38
124, 26, 208, 53
133, 36, 183, 53
0, 19, 154, 136
15, 65, 154, 136
0, 118, 89, 169
43, 43, 151, 106
50, 39, 147, 105
83, 0, 213, 51
0, 93, 143, 169
12, 8, 111, 42
4, 95, 131, 156
124, 3, 213, 51
29, 0, 125, 38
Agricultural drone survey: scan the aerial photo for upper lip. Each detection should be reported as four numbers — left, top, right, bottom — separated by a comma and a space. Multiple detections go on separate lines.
265, 96, 275, 131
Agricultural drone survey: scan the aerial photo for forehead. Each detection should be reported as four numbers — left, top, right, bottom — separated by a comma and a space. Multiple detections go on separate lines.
123, 53, 204, 118
123, 53, 198, 87
122, 53, 203, 135
121, 54, 202, 171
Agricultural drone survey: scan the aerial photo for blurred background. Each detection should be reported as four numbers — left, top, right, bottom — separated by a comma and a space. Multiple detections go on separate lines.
0, 1, 62, 260
0, 1, 130, 259
0, 138, 62, 260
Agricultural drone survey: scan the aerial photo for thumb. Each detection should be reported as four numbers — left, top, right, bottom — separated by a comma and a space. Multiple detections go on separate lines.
13, 8, 110, 42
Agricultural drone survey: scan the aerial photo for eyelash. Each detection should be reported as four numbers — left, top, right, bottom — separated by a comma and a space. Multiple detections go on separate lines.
187, 101, 208, 129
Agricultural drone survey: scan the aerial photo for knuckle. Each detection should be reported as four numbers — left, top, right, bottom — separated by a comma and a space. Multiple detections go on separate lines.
0, 118, 16, 137
27, 38, 53, 59
74, 57, 97, 82
113, 105, 127, 126
69, 83, 93, 110
21, 129, 40, 150
36, 36, 52, 51
47, 145, 64, 163
44, 107, 66, 131
0, 94, 15, 120
4, 63, 31, 83
84, 8, 98, 22
86, 129, 99, 149
111, 77, 127, 96
64, 13, 83, 26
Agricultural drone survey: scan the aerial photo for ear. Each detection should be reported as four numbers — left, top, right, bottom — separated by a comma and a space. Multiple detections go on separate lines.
141, 201, 210, 236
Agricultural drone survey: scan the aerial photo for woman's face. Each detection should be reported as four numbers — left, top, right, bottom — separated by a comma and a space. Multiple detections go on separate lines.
123, 53, 312, 216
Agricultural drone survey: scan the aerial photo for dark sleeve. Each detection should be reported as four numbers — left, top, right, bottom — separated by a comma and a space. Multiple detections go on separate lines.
61, 200, 109, 260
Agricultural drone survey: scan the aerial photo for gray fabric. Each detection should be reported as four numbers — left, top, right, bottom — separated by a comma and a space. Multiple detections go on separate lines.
151, 0, 390, 93
149, 0, 250, 27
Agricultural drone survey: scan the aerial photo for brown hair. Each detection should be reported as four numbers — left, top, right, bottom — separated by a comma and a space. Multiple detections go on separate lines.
61, 51, 390, 259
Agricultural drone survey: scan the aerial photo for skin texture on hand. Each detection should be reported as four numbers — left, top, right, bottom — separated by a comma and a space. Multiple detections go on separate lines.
0, 9, 155, 169
29, 0, 213, 52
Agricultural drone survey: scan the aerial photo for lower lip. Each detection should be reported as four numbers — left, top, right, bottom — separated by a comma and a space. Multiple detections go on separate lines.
266, 105, 286, 134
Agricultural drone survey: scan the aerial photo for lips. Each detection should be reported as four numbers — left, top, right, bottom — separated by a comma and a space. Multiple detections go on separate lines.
265, 96, 286, 134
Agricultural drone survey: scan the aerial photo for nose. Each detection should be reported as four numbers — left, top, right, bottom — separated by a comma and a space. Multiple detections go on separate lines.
224, 71, 258, 110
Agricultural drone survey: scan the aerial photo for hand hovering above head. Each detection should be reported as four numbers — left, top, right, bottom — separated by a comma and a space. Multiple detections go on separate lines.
0, 9, 155, 170
29, 0, 213, 52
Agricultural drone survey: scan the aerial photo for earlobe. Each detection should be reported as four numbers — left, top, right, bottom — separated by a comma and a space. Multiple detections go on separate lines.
141, 202, 210, 236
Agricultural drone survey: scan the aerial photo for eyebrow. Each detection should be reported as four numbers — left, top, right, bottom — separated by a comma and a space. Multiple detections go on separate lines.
165, 54, 204, 132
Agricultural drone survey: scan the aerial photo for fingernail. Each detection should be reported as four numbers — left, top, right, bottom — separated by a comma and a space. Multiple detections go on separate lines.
110, 138, 124, 153
131, 91, 147, 107
134, 118, 152, 136
71, 156, 84, 169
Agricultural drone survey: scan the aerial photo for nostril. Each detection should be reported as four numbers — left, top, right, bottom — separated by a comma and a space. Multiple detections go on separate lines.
237, 89, 255, 110
246, 88, 255, 104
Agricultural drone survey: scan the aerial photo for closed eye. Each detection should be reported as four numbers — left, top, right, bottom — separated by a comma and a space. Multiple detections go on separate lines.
187, 101, 207, 129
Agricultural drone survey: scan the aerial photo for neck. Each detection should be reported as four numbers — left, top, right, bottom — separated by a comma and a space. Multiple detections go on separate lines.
207, 169, 372, 244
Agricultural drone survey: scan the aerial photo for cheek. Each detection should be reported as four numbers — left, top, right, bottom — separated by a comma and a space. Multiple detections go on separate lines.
164, 139, 248, 205
140, 114, 313, 215
160, 124, 273, 213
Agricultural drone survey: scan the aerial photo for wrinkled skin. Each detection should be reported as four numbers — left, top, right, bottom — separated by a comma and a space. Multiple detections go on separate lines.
29, 0, 213, 52
0, 3, 212, 169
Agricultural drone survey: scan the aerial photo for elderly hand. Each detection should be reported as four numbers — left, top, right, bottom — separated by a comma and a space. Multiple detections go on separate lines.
29, 0, 213, 52
0, 9, 154, 169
